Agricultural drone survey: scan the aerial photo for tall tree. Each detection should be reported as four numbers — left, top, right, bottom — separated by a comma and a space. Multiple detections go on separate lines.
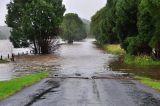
91, 7, 107, 44
148, 0, 160, 58
91, 0, 119, 44
6, 0, 65, 54
115, 0, 139, 50
61, 13, 87, 44
102, 0, 119, 44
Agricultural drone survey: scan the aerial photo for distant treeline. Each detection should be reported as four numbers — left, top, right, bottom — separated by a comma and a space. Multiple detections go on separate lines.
91, 0, 160, 58
0, 26, 11, 40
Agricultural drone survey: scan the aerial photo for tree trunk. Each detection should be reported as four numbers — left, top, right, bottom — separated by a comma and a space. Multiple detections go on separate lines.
33, 39, 38, 54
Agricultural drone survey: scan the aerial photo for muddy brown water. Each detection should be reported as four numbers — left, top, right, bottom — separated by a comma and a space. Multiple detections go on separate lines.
0, 39, 160, 106
110, 57, 160, 80
0, 39, 119, 81
0, 39, 160, 81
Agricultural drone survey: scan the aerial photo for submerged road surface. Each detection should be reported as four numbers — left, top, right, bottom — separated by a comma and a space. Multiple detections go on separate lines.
0, 39, 160, 106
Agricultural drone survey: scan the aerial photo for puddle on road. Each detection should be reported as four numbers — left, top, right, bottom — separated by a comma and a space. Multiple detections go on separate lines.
110, 57, 160, 80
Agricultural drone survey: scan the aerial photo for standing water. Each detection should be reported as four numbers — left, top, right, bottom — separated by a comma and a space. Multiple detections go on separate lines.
0, 39, 119, 81
0, 40, 31, 81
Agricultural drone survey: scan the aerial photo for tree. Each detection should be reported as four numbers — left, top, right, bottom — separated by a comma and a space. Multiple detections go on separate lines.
6, 0, 65, 54
61, 13, 87, 44
102, 0, 119, 44
126, 0, 153, 55
91, 0, 119, 44
115, 0, 139, 50
148, 0, 160, 59
91, 7, 107, 44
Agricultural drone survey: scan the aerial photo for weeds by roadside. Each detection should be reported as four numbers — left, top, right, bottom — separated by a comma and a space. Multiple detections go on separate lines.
103, 44, 125, 54
124, 54, 160, 65
0, 71, 48, 100
102, 44, 160, 66
136, 76, 160, 91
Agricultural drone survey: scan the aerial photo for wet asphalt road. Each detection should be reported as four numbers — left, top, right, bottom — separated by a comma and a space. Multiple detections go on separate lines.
0, 39, 160, 106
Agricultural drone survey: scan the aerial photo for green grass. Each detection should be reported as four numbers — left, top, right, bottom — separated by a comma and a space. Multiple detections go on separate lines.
102, 44, 160, 65
103, 44, 125, 54
0, 71, 48, 100
136, 76, 160, 91
124, 54, 160, 65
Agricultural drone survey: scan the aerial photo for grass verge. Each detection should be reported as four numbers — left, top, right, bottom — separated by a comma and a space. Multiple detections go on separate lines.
0, 71, 48, 100
102, 44, 160, 65
103, 44, 125, 54
136, 76, 160, 91
124, 54, 160, 65
102, 43, 160, 90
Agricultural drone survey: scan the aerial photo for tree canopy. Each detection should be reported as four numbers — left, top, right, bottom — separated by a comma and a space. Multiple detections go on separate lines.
61, 13, 87, 43
91, 0, 160, 59
91, 0, 119, 44
6, 0, 65, 54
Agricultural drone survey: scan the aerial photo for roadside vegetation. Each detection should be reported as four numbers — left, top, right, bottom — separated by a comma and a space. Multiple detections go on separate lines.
136, 76, 160, 91
103, 44, 125, 54
91, 0, 160, 90
0, 71, 48, 100
103, 44, 160, 65
91, 0, 160, 65
124, 55, 160, 65
6, 0, 65, 54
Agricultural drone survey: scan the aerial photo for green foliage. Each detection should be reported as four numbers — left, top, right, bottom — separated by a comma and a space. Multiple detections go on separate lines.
91, 0, 160, 59
124, 54, 160, 65
116, 0, 138, 50
91, 0, 119, 44
91, 7, 107, 44
147, 0, 160, 58
136, 76, 160, 91
6, 0, 65, 53
61, 13, 87, 43
0, 71, 48, 100
103, 44, 125, 54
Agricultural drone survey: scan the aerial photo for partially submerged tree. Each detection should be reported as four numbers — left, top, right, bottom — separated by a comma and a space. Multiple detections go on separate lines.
61, 13, 87, 44
6, 0, 65, 54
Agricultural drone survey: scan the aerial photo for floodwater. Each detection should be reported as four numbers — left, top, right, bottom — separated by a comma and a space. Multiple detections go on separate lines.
0, 40, 33, 81
110, 57, 160, 80
0, 39, 160, 106
0, 39, 160, 81
0, 39, 119, 81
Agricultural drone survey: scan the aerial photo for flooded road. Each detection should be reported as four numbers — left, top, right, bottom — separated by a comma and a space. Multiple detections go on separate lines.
0, 40, 32, 81
110, 58, 160, 80
0, 39, 160, 106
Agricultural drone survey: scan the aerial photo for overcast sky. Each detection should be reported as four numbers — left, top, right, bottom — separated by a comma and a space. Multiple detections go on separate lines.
0, 0, 106, 26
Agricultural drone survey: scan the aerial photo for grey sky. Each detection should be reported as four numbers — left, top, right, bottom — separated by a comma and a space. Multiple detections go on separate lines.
0, 0, 10, 26
63, 0, 106, 20
0, 0, 106, 26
